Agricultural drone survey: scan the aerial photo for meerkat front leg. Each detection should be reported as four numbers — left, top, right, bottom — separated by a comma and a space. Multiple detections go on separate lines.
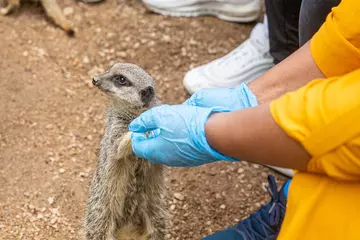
0, 0, 20, 15
40, 0, 74, 34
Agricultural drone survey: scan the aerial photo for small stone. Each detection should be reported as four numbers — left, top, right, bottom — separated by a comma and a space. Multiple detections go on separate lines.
28, 204, 35, 210
50, 223, 58, 229
23, 51, 29, 57
59, 168, 66, 174
79, 172, 87, 178
116, 51, 127, 58
47, 197, 54, 205
220, 204, 226, 209
170, 205, 176, 211
106, 32, 115, 39
50, 208, 59, 215
206, 221, 212, 225
162, 35, 171, 42
83, 56, 90, 64
133, 42, 140, 49
50, 217, 57, 225
64, 72, 72, 79
63, 7, 74, 16
173, 192, 184, 201
88, 66, 104, 77
237, 168, 244, 173
24, 192, 31, 197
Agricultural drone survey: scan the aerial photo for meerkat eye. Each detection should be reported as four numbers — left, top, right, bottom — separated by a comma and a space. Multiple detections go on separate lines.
113, 75, 128, 86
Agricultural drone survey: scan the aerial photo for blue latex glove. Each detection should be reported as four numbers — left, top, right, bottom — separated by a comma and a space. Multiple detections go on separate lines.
184, 83, 258, 110
129, 104, 237, 167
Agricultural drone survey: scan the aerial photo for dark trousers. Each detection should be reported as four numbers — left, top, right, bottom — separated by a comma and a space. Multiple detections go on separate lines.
266, 0, 340, 64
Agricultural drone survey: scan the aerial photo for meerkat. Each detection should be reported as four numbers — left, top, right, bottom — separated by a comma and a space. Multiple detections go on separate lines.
1, 0, 74, 34
84, 63, 167, 240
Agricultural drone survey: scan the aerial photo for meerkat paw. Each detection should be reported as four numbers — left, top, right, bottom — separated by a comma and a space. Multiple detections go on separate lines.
0, 3, 20, 15
60, 23, 75, 35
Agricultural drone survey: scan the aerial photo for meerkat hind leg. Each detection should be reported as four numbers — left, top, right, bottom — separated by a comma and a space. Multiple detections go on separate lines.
0, 0, 20, 15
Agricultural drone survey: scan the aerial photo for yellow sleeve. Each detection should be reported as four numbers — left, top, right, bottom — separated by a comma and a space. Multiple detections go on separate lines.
311, 0, 360, 77
270, 69, 360, 181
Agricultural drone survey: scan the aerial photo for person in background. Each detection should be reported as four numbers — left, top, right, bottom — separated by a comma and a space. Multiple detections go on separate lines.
132, 0, 360, 239
141, 0, 308, 178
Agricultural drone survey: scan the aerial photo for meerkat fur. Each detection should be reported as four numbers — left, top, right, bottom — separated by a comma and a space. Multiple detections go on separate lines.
84, 63, 168, 240
1, 0, 74, 34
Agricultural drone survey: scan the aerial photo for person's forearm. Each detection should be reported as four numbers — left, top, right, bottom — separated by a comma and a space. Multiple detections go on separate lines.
249, 41, 324, 104
205, 104, 311, 170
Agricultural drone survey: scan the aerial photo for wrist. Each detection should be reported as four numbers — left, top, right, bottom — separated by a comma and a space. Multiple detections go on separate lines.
204, 110, 238, 162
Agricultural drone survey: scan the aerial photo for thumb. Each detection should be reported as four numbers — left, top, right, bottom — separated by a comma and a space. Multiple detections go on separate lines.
183, 91, 206, 107
129, 106, 162, 132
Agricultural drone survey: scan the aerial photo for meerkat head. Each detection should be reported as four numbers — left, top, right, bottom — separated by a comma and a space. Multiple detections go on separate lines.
92, 63, 155, 109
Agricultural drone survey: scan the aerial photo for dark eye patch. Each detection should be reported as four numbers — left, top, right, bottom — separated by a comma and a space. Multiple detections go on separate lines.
140, 86, 154, 106
112, 75, 131, 87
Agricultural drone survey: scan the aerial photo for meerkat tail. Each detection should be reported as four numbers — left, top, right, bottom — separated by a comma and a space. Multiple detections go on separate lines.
116, 224, 148, 240
40, 0, 74, 34
0, 0, 20, 15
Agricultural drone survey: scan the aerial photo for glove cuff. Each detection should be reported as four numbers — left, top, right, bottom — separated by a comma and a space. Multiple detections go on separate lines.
237, 83, 259, 108
195, 107, 239, 162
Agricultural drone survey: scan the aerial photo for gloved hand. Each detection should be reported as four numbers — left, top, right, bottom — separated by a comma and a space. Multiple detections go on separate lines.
184, 83, 258, 110
129, 104, 237, 167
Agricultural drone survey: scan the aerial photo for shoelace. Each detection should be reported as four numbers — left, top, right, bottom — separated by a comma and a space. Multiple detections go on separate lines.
236, 175, 286, 240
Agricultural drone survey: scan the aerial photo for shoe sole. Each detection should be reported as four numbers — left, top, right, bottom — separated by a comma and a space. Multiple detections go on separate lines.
266, 166, 294, 178
144, 0, 261, 23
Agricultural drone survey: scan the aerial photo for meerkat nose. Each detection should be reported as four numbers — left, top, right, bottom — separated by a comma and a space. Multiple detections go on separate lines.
92, 77, 100, 86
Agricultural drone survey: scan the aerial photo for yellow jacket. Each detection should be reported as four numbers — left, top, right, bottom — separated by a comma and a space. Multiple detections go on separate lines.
270, 0, 360, 239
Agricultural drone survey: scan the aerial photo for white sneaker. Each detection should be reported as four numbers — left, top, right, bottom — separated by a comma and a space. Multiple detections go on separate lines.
143, 0, 261, 22
183, 23, 274, 94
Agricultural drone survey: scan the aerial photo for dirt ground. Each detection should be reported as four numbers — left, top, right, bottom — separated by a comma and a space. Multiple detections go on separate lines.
0, 0, 288, 239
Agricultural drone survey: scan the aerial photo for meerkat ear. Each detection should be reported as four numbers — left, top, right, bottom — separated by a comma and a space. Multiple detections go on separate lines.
140, 86, 154, 106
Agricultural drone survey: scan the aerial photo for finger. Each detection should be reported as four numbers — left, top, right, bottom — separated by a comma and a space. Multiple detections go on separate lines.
183, 94, 196, 106
131, 132, 147, 142
183, 90, 207, 107
131, 132, 149, 159
131, 134, 165, 165
129, 106, 164, 132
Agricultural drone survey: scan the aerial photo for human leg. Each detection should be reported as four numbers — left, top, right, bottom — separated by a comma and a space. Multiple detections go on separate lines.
265, 0, 302, 64
299, 0, 340, 45
183, 0, 302, 94
202, 175, 289, 240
